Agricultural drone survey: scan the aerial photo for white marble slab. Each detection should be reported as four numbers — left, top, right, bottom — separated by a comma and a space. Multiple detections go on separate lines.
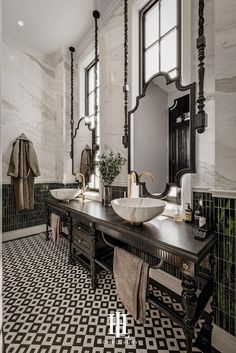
2, 42, 57, 183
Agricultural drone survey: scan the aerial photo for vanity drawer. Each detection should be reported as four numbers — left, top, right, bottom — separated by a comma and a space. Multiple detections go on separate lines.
73, 219, 90, 233
73, 229, 91, 252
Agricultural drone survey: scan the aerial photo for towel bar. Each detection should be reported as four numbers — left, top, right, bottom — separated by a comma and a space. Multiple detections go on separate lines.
101, 232, 164, 270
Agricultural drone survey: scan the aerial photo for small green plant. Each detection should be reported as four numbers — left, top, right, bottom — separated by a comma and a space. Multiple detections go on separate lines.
96, 151, 126, 185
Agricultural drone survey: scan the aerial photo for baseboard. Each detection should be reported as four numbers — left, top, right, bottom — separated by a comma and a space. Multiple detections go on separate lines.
149, 269, 236, 353
2, 224, 46, 242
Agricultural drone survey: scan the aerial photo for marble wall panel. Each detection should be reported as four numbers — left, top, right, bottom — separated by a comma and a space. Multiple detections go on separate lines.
215, 0, 236, 190
99, 4, 128, 186
2, 42, 57, 183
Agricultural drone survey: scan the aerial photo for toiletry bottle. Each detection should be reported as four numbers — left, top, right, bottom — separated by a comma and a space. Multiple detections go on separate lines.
174, 211, 182, 222
184, 203, 193, 223
174, 206, 183, 222
199, 215, 207, 227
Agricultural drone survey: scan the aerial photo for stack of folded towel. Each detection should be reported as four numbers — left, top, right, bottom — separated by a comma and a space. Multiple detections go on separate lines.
113, 247, 149, 322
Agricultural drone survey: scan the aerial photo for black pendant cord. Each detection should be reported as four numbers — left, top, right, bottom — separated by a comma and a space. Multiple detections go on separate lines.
69, 46, 75, 175
93, 10, 100, 152
195, 0, 207, 133
122, 0, 129, 148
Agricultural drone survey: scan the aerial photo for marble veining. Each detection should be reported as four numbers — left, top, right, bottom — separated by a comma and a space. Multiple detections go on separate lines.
99, 4, 128, 185
215, 0, 236, 191
26, 53, 56, 79
216, 76, 236, 93
2, 42, 57, 183
111, 197, 166, 224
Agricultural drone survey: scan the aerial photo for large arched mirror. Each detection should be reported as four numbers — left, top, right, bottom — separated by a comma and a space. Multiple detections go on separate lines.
129, 73, 196, 199
127, 0, 197, 199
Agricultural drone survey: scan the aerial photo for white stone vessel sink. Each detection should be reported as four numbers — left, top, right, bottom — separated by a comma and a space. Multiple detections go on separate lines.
50, 189, 80, 202
111, 198, 166, 225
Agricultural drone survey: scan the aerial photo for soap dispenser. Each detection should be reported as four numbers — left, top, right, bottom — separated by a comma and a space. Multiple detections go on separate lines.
184, 203, 193, 223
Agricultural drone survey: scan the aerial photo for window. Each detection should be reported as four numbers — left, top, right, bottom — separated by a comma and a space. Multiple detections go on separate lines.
140, 0, 178, 87
85, 60, 100, 190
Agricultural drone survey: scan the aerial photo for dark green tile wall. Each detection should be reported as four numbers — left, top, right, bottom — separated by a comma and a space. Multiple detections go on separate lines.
2, 184, 126, 233
2, 183, 77, 232
193, 192, 236, 336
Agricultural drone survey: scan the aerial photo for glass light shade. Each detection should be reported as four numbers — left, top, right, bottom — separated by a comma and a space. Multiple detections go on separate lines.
84, 116, 91, 125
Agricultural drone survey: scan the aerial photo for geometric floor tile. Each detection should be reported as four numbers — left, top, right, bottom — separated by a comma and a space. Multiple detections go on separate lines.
3, 233, 202, 353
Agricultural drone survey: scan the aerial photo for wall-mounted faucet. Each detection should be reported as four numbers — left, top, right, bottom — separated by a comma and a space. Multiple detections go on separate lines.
75, 173, 86, 202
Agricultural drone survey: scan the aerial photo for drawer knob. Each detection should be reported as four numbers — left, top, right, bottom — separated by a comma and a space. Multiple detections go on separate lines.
182, 263, 190, 272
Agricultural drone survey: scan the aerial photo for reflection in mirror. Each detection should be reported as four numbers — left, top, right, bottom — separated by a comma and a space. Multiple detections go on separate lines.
130, 74, 194, 197
74, 120, 93, 186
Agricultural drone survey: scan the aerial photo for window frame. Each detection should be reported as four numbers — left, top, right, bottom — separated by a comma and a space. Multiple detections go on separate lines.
139, 0, 181, 92
85, 58, 100, 191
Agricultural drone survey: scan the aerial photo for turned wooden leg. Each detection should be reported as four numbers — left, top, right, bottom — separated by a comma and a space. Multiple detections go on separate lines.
68, 216, 76, 265
182, 275, 198, 353
46, 223, 50, 241
185, 329, 194, 353
46, 207, 50, 241
195, 252, 215, 352
90, 222, 97, 289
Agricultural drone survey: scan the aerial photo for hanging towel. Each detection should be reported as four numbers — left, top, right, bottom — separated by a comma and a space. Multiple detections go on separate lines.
80, 145, 93, 184
50, 213, 60, 244
113, 247, 149, 323
7, 133, 40, 211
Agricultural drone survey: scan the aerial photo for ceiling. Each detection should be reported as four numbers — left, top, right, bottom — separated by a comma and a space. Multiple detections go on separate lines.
3, 0, 118, 56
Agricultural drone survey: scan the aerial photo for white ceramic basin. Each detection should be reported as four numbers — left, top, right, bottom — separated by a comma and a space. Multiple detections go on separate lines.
50, 188, 80, 202
111, 198, 166, 225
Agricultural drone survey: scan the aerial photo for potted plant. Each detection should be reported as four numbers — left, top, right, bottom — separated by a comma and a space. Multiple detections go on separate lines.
96, 151, 126, 206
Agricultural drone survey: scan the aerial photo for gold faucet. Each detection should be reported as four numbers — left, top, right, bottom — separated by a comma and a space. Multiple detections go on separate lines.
139, 171, 154, 183
128, 171, 138, 198
76, 173, 86, 202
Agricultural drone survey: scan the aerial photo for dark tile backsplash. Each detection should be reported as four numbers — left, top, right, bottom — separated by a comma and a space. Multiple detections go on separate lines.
2, 184, 126, 233
193, 192, 236, 336
2, 183, 77, 232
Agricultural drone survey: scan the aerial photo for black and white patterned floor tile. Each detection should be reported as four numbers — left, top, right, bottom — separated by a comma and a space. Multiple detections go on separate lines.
3, 233, 202, 353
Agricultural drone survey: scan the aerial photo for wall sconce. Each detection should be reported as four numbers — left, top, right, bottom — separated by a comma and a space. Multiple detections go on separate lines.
73, 116, 94, 140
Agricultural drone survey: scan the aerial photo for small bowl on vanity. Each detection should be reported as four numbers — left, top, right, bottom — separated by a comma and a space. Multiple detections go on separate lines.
111, 198, 166, 225
50, 189, 81, 202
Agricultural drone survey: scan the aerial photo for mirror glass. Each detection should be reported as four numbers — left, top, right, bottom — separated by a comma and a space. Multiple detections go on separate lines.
74, 123, 93, 184
130, 75, 194, 196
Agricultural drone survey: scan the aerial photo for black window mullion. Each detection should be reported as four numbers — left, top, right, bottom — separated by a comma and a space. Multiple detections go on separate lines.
140, 0, 179, 87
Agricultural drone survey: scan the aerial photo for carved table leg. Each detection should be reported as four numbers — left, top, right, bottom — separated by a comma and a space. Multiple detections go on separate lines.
90, 222, 97, 289
195, 251, 215, 352
46, 223, 50, 241
46, 207, 50, 241
182, 275, 198, 353
68, 216, 76, 265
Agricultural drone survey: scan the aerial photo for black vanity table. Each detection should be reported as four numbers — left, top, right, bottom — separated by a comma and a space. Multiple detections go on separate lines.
46, 198, 216, 353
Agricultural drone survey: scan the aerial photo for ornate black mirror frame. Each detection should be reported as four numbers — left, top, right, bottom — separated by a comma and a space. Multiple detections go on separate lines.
122, 0, 207, 199
128, 73, 196, 198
